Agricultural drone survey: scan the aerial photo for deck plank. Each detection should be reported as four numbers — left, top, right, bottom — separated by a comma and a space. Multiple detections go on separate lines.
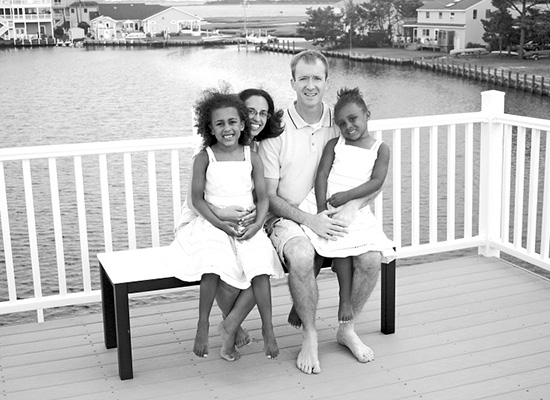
1, 256, 549, 400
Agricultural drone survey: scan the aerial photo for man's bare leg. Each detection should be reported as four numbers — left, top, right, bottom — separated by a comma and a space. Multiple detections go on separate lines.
216, 281, 252, 347
285, 237, 321, 374
287, 254, 324, 329
336, 251, 381, 363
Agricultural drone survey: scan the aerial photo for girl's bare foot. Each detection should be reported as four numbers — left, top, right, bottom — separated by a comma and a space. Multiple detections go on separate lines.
288, 305, 302, 329
193, 321, 209, 358
262, 325, 279, 359
338, 299, 354, 324
217, 322, 241, 361
235, 326, 251, 348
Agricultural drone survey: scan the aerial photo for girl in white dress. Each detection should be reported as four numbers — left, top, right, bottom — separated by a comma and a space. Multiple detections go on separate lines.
299, 87, 396, 323
170, 92, 284, 361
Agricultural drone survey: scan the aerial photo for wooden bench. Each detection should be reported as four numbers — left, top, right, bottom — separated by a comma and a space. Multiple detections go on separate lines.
99, 246, 396, 380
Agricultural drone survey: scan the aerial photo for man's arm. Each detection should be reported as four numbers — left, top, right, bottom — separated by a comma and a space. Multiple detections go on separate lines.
265, 177, 347, 240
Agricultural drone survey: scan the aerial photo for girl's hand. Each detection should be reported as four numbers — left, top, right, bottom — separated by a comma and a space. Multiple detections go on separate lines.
211, 205, 254, 224
238, 206, 257, 228
218, 221, 241, 237
236, 222, 261, 241
327, 192, 349, 208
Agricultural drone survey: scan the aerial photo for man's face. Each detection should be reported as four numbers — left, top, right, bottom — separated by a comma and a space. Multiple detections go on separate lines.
291, 59, 328, 109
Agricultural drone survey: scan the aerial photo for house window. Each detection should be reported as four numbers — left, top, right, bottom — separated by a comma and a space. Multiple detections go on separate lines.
426, 12, 430, 18
71, 8, 74, 13
84, 8, 87, 13
473, 9, 477, 19
485, 9, 491, 18
439, 12, 443, 19
450, 12, 455, 20
422, 29, 430, 36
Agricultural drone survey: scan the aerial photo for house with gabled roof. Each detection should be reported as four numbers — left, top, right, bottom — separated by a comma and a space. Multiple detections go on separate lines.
405, 0, 496, 51
142, 7, 203, 37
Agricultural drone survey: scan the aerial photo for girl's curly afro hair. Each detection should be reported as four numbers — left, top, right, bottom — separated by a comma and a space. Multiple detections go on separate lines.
193, 89, 252, 148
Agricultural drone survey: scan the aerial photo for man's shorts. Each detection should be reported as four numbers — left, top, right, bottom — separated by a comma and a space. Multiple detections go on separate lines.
264, 216, 308, 267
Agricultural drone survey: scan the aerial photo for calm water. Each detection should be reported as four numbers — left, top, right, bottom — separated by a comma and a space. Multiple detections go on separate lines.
1, 46, 548, 324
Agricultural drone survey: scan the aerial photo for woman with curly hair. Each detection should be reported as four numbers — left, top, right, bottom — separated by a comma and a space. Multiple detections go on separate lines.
170, 90, 284, 362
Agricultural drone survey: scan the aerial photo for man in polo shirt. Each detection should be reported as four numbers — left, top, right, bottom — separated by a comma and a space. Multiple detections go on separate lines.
259, 50, 381, 374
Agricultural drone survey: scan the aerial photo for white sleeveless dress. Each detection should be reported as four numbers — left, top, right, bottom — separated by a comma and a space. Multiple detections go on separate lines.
299, 137, 396, 263
167, 146, 284, 289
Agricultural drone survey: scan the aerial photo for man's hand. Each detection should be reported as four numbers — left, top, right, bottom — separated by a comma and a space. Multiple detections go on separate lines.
305, 209, 348, 240
331, 203, 359, 227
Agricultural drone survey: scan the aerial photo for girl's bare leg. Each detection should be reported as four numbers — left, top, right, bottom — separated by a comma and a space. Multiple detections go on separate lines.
251, 274, 279, 359
333, 257, 353, 323
194, 273, 219, 358
218, 288, 256, 361
216, 281, 252, 347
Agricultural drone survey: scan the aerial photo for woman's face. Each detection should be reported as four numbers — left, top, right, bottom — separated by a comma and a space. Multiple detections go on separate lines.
244, 95, 270, 137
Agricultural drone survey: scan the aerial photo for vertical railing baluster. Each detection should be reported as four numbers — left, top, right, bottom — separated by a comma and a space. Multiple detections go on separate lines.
447, 124, 456, 241
392, 129, 402, 249
429, 125, 438, 244
99, 154, 113, 252
74, 156, 91, 293
411, 127, 420, 246
148, 151, 160, 247
513, 127, 526, 248
526, 129, 540, 253
501, 124, 513, 243
541, 138, 550, 261
464, 123, 474, 238
171, 149, 182, 230
22, 159, 44, 322
0, 161, 17, 302
123, 153, 136, 249
48, 157, 67, 296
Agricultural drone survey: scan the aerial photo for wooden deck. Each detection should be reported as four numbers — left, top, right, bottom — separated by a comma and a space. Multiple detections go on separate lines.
1, 256, 549, 400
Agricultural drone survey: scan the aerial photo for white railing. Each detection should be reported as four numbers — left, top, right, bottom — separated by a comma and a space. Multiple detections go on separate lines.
0, 90, 549, 322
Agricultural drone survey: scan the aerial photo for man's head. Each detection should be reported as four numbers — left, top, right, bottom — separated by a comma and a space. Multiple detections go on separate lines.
290, 50, 329, 110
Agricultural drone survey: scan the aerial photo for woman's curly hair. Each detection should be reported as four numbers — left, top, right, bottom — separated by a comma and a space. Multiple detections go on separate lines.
334, 87, 371, 120
194, 89, 252, 148
238, 88, 284, 142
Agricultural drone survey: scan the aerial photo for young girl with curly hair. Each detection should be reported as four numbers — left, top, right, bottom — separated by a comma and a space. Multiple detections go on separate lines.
169, 91, 284, 362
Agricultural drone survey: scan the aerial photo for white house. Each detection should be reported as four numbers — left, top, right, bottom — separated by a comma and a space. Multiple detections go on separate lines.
142, 7, 203, 36
406, 0, 496, 51
0, 0, 54, 41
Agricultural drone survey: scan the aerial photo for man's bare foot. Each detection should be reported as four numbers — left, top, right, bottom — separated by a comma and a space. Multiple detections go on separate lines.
336, 324, 374, 363
288, 305, 302, 329
296, 330, 321, 374
235, 326, 250, 348
262, 325, 279, 359
193, 321, 209, 358
338, 299, 354, 324
217, 322, 241, 362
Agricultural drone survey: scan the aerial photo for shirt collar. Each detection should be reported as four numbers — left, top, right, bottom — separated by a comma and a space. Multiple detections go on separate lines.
287, 102, 333, 130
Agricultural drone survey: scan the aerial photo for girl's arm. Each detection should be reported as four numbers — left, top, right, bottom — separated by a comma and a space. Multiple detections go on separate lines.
314, 138, 337, 213
191, 151, 238, 236
239, 152, 268, 240
328, 142, 391, 208
187, 156, 255, 224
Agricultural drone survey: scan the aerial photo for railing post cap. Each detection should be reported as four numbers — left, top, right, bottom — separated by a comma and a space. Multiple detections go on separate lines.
481, 90, 505, 115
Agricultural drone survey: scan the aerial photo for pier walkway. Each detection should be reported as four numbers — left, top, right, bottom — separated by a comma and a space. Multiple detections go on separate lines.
1, 256, 549, 399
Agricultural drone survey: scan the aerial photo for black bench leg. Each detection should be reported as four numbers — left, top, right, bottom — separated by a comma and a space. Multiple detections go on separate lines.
381, 259, 396, 335
114, 283, 133, 380
100, 264, 117, 349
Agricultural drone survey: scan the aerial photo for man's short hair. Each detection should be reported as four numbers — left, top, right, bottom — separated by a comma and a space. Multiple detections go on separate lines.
290, 50, 329, 80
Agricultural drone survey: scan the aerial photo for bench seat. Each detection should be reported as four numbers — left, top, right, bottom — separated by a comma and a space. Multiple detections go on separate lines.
99, 246, 396, 380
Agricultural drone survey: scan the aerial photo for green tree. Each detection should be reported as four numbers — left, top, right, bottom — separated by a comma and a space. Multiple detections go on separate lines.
497, 0, 549, 58
297, 6, 345, 47
482, 0, 516, 52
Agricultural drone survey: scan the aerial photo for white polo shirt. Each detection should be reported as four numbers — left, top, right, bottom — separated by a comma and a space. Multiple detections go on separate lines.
259, 102, 339, 207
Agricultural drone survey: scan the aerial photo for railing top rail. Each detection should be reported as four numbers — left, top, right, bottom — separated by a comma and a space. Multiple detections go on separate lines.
369, 111, 486, 131
0, 136, 198, 161
496, 114, 550, 131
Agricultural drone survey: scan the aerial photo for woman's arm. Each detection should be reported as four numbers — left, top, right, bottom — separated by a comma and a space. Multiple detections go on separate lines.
239, 152, 267, 240
314, 138, 337, 213
327, 142, 391, 208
